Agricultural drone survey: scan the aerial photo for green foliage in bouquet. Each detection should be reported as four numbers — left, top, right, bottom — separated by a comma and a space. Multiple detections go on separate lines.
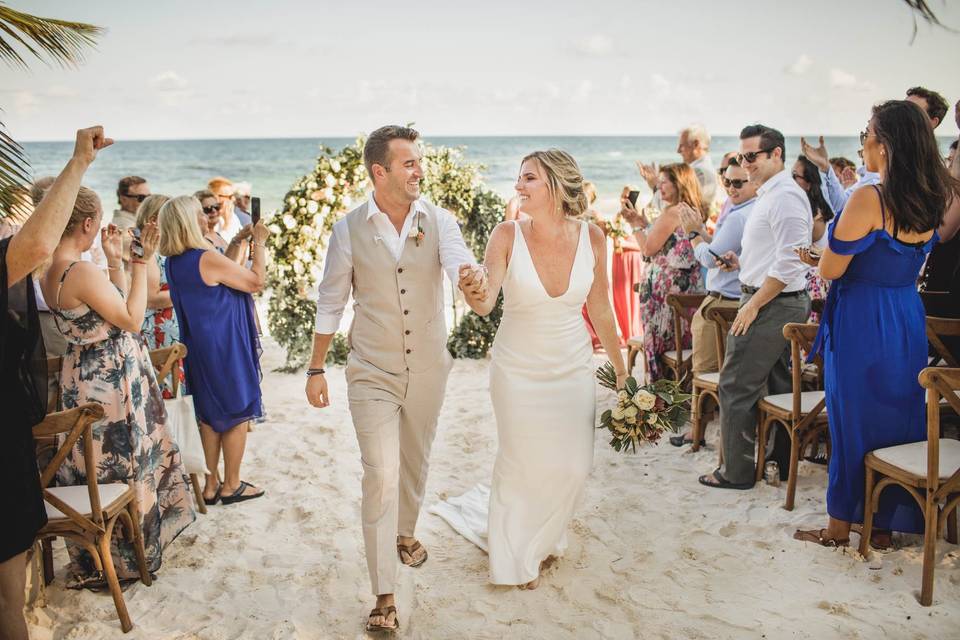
596, 362, 692, 453
325, 332, 351, 366
266, 138, 368, 371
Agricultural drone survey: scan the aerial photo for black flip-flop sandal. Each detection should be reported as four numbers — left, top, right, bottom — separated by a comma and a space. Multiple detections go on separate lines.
670, 434, 707, 447
698, 470, 754, 490
220, 481, 265, 505
203, 484, 222, 506
366, 606, 399, 634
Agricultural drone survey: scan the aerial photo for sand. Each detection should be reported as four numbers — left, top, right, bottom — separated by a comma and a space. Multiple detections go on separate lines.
25, 336, 960, 639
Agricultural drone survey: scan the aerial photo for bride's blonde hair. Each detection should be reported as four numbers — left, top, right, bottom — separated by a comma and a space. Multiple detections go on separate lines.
520, 149, 589, 218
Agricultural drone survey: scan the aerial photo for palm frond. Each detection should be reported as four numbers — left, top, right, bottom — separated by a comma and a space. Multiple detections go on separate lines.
0, 116, 32, 221
901, 1, 957, 42
0, 3, 103, 69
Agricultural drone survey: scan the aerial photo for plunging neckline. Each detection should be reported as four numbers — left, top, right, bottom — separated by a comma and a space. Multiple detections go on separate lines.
515, 220, 585, 299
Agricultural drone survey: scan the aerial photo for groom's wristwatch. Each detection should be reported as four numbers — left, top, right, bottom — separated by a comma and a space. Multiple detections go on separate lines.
306, 368, 326, 377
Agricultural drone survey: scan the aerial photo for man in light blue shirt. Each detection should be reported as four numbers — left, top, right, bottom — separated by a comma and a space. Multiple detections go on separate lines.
800, 135, 879, 214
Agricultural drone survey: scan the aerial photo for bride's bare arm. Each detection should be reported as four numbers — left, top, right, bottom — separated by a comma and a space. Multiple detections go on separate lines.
584, 223, 627, 384
461, 221, 514, 316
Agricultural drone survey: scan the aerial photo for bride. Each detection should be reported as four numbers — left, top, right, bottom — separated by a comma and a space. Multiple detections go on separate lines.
444, 149, 626, 589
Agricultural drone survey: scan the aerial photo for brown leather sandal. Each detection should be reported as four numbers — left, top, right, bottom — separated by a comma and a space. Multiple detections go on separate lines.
366, 606, 399, 634
850, 524, 894, 551
793, 528, 850, 547
397, 538, 428, 567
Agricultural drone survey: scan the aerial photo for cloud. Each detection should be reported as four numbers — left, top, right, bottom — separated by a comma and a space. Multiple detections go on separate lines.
829, 68, 876, 92
574, 34, 615, 57
13, 90, 39, 115
786, 54, 813, 75
151, 71, 188, 92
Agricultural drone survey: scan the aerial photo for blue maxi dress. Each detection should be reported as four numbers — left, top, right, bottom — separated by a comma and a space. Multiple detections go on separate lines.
811, 188, 937, 534
166, 248, 263, 432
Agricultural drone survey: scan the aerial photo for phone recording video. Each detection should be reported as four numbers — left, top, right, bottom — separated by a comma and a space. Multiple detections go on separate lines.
251, 196, 261, 225
627, 190, 640, 207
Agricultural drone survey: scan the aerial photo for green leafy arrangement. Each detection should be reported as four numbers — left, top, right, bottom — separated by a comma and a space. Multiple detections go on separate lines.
596, 362, 691, 453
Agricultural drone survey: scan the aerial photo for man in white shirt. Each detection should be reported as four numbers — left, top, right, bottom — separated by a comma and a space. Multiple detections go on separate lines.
699, 124, 812, 490
303, 125, 482, 632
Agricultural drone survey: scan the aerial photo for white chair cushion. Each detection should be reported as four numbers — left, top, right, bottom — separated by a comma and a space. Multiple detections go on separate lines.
872, 439, 960, 480
44, 483, 129, 520
762, 390, 827, 414
695, 372, 720, 385
663, 349, 693, 362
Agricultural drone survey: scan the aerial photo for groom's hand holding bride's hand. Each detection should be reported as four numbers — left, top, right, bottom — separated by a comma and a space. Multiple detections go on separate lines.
458, 264, 488, 301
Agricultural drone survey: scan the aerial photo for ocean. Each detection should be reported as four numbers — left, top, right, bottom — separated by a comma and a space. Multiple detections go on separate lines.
19, 136, 956, 220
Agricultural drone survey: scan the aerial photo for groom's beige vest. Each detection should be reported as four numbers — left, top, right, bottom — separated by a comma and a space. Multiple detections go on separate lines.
345, 201, 447, 375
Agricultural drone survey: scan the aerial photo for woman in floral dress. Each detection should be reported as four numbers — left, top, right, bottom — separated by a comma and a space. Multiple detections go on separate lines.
621, 163, 704, 381
41, 187, 194, 584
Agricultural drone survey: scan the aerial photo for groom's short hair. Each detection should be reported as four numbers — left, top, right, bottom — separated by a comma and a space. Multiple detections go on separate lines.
364, 125, 420, 180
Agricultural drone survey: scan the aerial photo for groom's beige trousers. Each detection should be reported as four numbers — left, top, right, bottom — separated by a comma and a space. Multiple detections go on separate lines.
346, 351, 453, 595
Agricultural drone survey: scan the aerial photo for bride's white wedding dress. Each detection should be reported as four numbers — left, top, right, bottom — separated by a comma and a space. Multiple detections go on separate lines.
432, 220, 596, 584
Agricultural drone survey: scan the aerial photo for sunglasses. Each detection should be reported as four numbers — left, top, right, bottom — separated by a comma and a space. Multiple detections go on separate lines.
859, 129, 876, 145
736, 147, 775, 164
123, 193, 148, 202
202, 204, 222, 214
722, 178, 749, 189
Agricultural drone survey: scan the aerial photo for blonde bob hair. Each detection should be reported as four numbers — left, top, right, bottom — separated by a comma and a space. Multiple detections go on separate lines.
520, 149, 588, 217
158, 195, 209, 257
135, 194, 171, 230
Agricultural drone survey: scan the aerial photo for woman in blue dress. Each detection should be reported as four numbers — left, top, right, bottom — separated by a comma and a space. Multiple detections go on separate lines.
794, 100, 959, 548
158, 195, 269, 506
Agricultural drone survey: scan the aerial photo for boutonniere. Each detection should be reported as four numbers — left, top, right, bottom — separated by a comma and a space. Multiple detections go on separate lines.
408, 211, 425, 247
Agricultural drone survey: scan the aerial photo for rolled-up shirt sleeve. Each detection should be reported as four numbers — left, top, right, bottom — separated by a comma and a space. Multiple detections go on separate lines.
314, 221, 353, 334
437, 208, 477, 284
768, 192, 812, 286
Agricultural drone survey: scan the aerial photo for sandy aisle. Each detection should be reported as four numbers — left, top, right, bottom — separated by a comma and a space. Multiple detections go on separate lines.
26, 337, 960, 639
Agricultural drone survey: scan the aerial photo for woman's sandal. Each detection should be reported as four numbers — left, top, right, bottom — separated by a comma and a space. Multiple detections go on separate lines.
396, 538, 428, 567
366, 606, 399, 634
850, 524, 894, 551
793, 528, 850, 547
219, 481, 265, 505
203, 484, 222, 506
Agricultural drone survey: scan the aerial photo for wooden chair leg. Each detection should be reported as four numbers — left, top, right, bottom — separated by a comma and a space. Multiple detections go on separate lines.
627, 347, 639, 377
859, 466, 877, 558
947, 495, 958, 545
920, 492, 938, 606
691, 389, 702, 452
42, 538, 55, 586
98, 523, 133, 633
755, 416, 770, 483
124, 503, 152, 587
190, 473, 207, 515
783, 428, 801, 511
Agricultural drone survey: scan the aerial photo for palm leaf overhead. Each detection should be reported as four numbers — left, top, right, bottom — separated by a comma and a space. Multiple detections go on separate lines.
0, 2, 102, 220
902, 1, 957, 42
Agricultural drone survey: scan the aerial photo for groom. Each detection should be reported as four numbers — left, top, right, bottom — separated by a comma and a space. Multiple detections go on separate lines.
305, 125, 486, 632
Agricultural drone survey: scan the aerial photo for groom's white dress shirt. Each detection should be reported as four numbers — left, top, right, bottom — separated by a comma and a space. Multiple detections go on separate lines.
314, 193, 474, 334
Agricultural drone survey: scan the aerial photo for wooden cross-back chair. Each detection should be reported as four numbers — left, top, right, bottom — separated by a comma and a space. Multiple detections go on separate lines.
860, 367, 960, 606
33, 404, 152, 633
148, 343, 206, 515
925, 316, 960, 369
660, 293, 706, 387
754, 323, 830, 511
688, 304, 739, 454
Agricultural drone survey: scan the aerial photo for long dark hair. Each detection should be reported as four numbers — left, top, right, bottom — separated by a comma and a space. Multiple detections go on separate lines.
873, 100, 959, 236
795, 155, 834, 223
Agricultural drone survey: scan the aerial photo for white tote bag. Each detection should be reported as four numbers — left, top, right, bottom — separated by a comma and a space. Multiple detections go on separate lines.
164, 395, 208, 475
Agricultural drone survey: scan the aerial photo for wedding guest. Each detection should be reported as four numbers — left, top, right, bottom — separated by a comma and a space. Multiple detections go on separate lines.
208, 176, 244, 240
905, 85, 949, 129
233, 181, 253, 224
621, 163, 705, 381
0, 127, 108, 640
712, 151, 739, 229
610, 186, 645, 345
194, 189, 229, 253
699, 124, 811, 490
830, 157, 858, 189
134, 194, 185, 398
794, 100, 957, 548
39, 186, 195, 587
792, 155, 835, 319
801, 136, 880, 215
113, 175, 150, 230
160, 196, 267, 506
947, 139, 958, 169
637, 124, 719, 213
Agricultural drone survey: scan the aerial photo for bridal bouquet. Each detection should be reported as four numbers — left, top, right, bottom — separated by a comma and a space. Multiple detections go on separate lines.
596, 362, 691, 453
608, 214, 629, 254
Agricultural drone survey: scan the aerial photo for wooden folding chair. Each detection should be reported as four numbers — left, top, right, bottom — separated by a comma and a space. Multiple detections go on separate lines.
860, 367, 960, 606
925, 316, 960, 368
754, 323, 830, 511
148, 343, 207, 515
688, 304, 738, 453
659, 293, 706, 386
34, 404, 152, 633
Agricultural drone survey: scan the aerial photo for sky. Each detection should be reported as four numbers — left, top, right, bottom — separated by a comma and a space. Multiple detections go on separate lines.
2, 0, 958, 141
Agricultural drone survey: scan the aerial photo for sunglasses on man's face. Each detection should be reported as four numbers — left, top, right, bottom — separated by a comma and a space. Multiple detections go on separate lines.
736, 148, 774, 164
202, 204, 222, 214
722, 178, 749, 189
123, 193, 148, 203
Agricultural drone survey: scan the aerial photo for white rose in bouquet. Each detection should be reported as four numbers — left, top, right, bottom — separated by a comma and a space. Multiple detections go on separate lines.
611, 406, 625, 421
646, 413, 658, 425
623, 404, 639, 419
618, 390, 630, 402
634, 390, 657, 410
